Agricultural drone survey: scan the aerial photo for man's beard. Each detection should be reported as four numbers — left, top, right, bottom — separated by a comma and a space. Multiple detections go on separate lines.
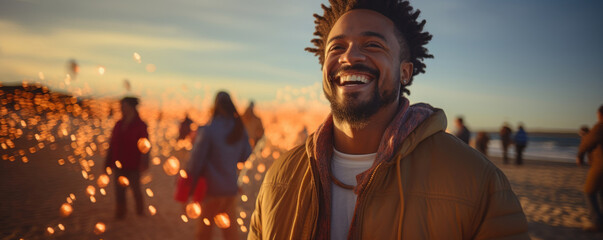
324, 64, 399, 128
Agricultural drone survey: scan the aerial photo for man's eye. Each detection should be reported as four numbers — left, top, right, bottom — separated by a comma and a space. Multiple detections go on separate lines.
366, 42, 383, 48
328, 45, 344, 51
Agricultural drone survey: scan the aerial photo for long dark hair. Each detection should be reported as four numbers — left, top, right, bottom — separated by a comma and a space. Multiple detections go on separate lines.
212, 91, 245, 145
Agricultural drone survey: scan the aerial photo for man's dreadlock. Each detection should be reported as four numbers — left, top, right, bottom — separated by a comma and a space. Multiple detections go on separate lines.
305, 0, 433, 96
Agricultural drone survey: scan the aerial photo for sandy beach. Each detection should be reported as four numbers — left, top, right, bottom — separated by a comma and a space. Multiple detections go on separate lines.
489, 156, 603, 240
2, 139, 603, 239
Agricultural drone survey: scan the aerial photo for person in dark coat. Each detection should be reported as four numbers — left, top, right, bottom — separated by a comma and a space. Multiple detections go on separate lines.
514, 124, 528, 165
475, 131, 490, 156
454, 117, 470, 144
500, 123, 513, 164
577, 105, 603, 231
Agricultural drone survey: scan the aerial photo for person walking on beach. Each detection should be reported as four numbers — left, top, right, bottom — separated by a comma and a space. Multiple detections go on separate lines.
454, 116, 471, 144
500, 123, 513, 164
514, 124, 528, 165
577, 105, 603, 231
248, 0, 528, 239
105, 97, 149, 219
475, 131, 490, 155
241, 101, 264, 149
187, 91, 252, 240
178, 113, 194, 141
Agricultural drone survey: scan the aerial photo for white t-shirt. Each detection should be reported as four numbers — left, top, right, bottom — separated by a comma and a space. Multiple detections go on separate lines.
330, 148, 376, 240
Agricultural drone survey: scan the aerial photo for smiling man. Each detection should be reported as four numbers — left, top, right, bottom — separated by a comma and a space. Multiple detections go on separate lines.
248, 0, 528, 239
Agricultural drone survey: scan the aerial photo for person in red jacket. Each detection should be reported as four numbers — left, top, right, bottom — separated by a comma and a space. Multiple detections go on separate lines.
105, 97, 149, 219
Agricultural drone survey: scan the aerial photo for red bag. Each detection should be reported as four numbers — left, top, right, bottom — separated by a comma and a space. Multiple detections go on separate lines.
174, 176, 207, 203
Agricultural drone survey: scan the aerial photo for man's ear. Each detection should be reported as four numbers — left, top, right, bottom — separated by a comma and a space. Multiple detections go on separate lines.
400, 61, 413, 85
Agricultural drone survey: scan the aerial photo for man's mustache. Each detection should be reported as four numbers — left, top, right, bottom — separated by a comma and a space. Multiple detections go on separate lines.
332, 64, 380, 79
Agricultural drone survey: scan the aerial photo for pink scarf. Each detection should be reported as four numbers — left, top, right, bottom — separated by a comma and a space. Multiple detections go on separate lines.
311, 97, 434, 239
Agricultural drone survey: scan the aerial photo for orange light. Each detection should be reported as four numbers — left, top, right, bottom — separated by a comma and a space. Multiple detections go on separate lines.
214, 213, 231, 229
97, 174, 109, 188
94, 222, 106, 234
257, 163, 266, 173
181, 214, 189, 223
118, 176, 129, 186
60, 203, 73, 217
148, 205, 157, 215
163, 156, 180, 176
179, 169, 188, 179
241, 195, 248, 202
86, 185, 96, 196
186, 202, 202, 219
137, 138, 151, 154
146, 188, 154, 197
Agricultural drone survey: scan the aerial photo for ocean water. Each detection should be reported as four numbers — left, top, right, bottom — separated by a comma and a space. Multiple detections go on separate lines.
476, 132, 581, 163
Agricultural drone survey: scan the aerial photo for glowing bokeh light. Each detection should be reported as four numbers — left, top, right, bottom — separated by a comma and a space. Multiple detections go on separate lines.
60, 203, 73, 217
185, 202, 202, 219
214, 213, 230, 229
163, 156, 180, 176
137, 138, 151, 154
179, 169, 188, 178
94, 222, 106, 235
146, 188, 154, 197
148, 205, 157, 215
118, 176, 130, 186
86, 185, 96, 196
97, 66, 106, 75
146, 64, 156, 73
97, 174, 110, 188
181, 214, 189, 223
133, 52, 142, 63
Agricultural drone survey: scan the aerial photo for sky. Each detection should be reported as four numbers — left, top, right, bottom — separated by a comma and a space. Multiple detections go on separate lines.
0, 0, 602, 131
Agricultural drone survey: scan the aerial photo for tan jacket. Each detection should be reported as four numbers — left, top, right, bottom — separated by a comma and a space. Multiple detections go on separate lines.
249, 110, 529, 239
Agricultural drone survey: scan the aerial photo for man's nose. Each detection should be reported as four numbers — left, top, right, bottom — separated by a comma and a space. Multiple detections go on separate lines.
339, 45, 365, 64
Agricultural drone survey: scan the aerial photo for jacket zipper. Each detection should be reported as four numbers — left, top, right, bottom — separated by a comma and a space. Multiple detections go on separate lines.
350, 162, 384, 239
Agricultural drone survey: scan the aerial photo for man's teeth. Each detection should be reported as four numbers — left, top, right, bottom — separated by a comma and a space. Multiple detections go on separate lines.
339, 75, 369, 85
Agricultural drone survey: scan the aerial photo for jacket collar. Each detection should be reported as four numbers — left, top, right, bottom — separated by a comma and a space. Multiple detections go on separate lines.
305, 97, 444, 239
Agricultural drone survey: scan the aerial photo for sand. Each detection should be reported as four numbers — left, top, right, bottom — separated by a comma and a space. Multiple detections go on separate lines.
489, 156, 603, 239
2, 140, 603, 239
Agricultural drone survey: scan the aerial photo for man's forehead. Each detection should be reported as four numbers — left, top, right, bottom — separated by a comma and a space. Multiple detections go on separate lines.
328, 9, 397, 40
